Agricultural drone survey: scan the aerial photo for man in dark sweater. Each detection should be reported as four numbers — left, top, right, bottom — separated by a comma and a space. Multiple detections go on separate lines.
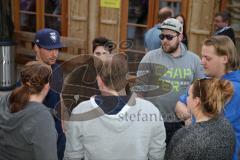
214, 11, 236, 44
33, 28, 65, 160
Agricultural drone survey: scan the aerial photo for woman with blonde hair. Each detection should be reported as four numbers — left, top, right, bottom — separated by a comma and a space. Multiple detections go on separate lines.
166, 78, 235, 160
0, 61, 58, 160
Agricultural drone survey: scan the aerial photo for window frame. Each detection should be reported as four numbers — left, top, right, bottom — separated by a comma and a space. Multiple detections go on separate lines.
13, 0, 68, 36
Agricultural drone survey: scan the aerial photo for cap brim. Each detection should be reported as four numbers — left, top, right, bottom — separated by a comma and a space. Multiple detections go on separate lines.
37, 43, 65, 49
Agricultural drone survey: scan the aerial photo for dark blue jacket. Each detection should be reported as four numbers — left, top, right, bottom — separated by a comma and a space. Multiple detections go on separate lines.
45, 63, 65, 160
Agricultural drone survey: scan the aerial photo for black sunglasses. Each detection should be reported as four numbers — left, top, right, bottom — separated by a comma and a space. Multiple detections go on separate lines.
159, 34, 178, 41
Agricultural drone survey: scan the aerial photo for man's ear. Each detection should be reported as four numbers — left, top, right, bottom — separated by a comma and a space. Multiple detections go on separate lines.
96, 75, 104, 88
221, 55, 228, 64
178, 33, 183, 42
194, 97, 201, 109
34, 44, 41, 61
33, 44, 39, 52
42, 82, 50, 96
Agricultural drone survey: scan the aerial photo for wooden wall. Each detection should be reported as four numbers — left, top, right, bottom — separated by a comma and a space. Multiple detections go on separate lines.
14, 0, 121, 64
187, 0, 220, 55
68, 0, 121, 54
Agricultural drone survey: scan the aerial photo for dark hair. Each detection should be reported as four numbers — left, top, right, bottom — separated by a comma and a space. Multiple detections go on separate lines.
203, 36, 240, 71
9, 61, 52, 113
158, 7, 173, 23
92, 37, 115, 53
215, 11, 231, 23
175, 14, 186, 34
95, 54, 128, 91
192, 78, 233, 118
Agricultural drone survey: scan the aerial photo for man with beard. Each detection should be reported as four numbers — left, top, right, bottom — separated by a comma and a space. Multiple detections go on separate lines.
136, 18, 204, 146
33, 28, 65, 160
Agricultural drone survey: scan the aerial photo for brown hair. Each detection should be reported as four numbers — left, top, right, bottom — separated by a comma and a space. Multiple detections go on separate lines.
9, 61, 52, 113
215, 11, 231, 24
203, 36, 240, 71
95, 53, 128, 91
158, 7, 173, 23
92, 36, 115, 53
175, 14, 187, 35
192, 78, 233, 118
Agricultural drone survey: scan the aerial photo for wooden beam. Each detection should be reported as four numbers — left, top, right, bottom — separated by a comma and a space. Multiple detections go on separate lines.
13, 0, 20, 31
119, 0, 128, 53
181, 0, 189, 22
88, 0, 99, 53
148, 0, 155, 28
36, 0, 44, 30
220, 0, 229, 11
61, 0, 68, 36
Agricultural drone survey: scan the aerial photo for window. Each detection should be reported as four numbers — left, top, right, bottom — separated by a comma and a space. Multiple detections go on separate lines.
13, 0, 68, 36
121, 0, 185, 54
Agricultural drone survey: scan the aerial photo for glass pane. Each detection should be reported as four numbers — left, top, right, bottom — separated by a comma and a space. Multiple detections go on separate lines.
45, 0, 62, 15
20, 0, 36, 11
20, 13, 36, 32
159, 0, 181, 15
127, 26, 146, 51
128, 0, 148, 25
45, 16, 61, 33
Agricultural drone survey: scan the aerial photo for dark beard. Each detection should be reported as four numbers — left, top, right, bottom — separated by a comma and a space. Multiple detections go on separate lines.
162, 42, 179, 54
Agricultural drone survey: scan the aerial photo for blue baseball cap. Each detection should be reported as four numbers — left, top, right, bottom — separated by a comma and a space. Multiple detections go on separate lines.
34, 28, 64, 49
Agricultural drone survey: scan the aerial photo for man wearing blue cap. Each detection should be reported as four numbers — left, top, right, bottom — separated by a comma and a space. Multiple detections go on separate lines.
33, 28, 65, 160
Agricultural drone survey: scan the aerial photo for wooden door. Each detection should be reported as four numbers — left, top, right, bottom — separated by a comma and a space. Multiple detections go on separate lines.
68, 0, 121, 54
120, 0, 187, 73
187, 0, 220, 55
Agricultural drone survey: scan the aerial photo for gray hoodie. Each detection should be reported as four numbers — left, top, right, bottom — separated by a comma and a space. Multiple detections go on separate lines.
136, 44, 204, 122
0, 94, 58, 160
64, 95, 166, 160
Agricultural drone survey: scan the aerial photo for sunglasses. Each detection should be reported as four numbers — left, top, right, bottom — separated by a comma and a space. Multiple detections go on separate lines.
159, 34, 178, 41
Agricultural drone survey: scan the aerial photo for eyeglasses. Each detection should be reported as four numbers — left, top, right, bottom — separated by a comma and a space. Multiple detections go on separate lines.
159, 34, 178, 41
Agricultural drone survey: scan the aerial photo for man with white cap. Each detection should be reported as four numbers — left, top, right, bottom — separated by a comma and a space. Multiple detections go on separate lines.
33, 28, 65, 160
136, 18, 204, 145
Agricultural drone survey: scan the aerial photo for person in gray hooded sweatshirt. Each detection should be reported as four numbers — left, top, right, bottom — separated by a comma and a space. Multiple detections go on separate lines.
0, 61, 58, 160
64, 54, 166, 160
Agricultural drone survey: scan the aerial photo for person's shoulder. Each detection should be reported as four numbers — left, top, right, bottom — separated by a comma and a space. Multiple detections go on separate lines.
145, 25, 161, 38
146, 48, 162, 57
71, 98, 94, 114
23, 102, 54, 126
170, 125, 197, 146
185, 50, 201, 60
135, 97, 160, 112
224, 27, 235, 33
218, 116, 234, 129
140, 49, 162, 65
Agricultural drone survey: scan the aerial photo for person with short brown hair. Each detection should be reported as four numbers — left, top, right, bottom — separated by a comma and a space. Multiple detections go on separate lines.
64, 54, 166, 160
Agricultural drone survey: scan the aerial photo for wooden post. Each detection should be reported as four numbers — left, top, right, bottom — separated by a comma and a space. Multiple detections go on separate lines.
88, 0, 99, 54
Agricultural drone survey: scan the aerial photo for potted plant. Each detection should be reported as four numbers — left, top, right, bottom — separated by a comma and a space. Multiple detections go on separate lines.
0, 0, 16, 90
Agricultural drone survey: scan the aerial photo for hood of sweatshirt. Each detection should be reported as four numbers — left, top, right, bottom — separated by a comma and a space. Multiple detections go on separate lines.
223, 70, 240, 83
69, 93, 161, 133
0, 94, 47, 131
